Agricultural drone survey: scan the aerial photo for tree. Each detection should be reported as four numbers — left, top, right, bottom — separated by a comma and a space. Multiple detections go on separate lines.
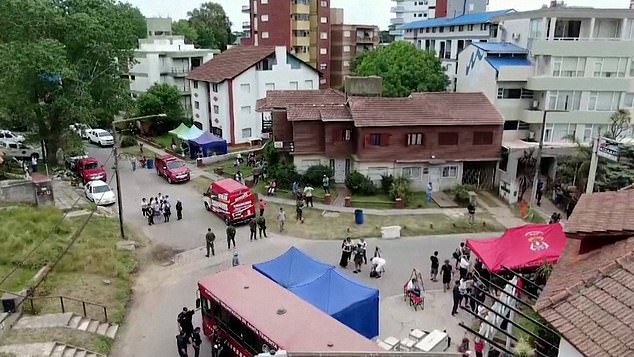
173, 2, 235, 51
136, 83, 185, 134
0, 0, 146, 164
606, 109, 632, 139
378, 30, 394, 44
351, 41, 449, 97
517, 149, 536, 201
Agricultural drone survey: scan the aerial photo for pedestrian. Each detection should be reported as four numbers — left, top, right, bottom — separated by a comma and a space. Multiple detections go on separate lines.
295, 199, 304, 223
451, 280, 461, 316
232, 251, 240, 267
430, 251, 439, 281
176, 200, 183, 220
303, 185, 314, 207
226, 224, 236, 249
474, 337, 484, 357
192, 327, 202, 357
163, 201, 171, 222
353, 245, 363, 273
322, 175, 330, 194
359, 238, 368, 264
147, 205, 154, 226
426, 182, 433, 203
259, 198, 265, 216
176, 331, 188, 357
130, 156, 136, 171
205, 228, 215, 257
139, 142, 144, 154
370, 255, 386, 278
253, 164, 261, 185
536, 180, 544, 206
277, 207, 286, 232
458, 337, 471, 356
453, 246, 462, 270
467, 202, 476, 224
249, 219, 257, 241
256, 216, 267, 239
459, 275, 472, 308
459, 254, 470, 279
373, 246, 381, 258
31, 156, 38, 173
461, 242, 471, 260
177, 307, 195, 342
141, 198, 147, 217
339, 237, 352, 268
441, 259, 452, 292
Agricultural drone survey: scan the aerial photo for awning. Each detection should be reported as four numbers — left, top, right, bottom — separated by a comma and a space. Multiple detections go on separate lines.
168, 123, 190, 138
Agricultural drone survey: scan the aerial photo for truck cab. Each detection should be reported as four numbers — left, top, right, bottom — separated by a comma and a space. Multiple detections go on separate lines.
155, 154, 190, 184
75, 157, 107, 184
203, 178, 256, 225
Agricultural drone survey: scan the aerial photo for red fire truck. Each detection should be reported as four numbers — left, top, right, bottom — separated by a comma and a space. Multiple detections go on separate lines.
197, 265, 381, 356
203, 178, 255, 225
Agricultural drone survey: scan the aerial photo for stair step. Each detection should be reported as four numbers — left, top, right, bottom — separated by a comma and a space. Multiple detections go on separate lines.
61, 347, 76, 357
96, 323, 108, 335
51, 344, 66, 357
77, 318, 91, 331
68, 315, 82, 329
105, 324, 119, 339
74, 351, 87, 357
87, 320, 100, 333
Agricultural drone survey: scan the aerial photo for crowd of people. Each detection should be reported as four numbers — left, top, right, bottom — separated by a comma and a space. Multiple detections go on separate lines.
141, 193, 183, 225
338, 238, 385, 278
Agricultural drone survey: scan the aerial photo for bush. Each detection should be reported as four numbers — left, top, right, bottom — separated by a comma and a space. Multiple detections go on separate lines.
262, 140, 280, 166
269, 163, 299, 189
345, 171, 377, 195
303, 165, 332, 187
380, 174, 394, 192
451, 184, 475, 205
388, 176, 412, 201
119, 135, 137, 148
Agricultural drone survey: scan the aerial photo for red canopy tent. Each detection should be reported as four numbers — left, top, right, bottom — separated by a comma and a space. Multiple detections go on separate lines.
466, 224, 567, 272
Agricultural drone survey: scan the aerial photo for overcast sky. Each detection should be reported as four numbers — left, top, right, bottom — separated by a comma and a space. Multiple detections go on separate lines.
124, 0, 630, 31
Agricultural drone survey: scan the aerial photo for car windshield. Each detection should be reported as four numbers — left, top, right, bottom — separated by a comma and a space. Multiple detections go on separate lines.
85, 162, 99, 170
98, 132, 111, 137
92, 185, 110, 193
167, 161, 185, 169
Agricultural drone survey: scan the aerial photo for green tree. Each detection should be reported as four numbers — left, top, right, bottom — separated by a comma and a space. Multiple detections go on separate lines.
606, 109, 632, 139
136, 83, 185, 134
173, 2, 234, 50
172, 19, 198, 45
0, 0, 145, 164
351, 41, 449, 97
379, 30, 394, 44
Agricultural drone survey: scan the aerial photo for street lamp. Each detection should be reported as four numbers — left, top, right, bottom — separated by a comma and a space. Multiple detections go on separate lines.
112, 113, 167, 239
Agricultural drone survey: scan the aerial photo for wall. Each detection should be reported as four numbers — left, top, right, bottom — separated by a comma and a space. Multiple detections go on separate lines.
0, 180, 36, 205
292, 154, 329, 173
456, 45, 498, 103
557, 339, 585, 357
254, 0, 291, 48
447, 0, 487, 18
498, 18, 532, 49
352, 160, 463, 191
272, 112, 293, 141
293, 121, 325, 154
324, 122, 355, 157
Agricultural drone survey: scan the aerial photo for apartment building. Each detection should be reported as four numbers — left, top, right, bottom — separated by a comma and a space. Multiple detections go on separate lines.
330, 22, 380, 89
186, 46, 319, 145
241, 0, 331, 88
128, 18, 218, 117
390, 0, 487, 40
257, 90, 503, 190
456, 7, 634, 203
403, 9, 514, 90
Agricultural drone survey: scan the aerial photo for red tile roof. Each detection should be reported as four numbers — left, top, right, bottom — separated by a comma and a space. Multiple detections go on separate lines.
566, 190, 634, 238
286, 105, 352, 122
256, 89, 346, 111
187, 46, 277, 83
348, 92, 503, 127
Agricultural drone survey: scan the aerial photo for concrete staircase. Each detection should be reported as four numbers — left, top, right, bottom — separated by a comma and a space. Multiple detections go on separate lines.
0, 342, 106, 357
13, 312, 119, 339
49, 341, 106, 357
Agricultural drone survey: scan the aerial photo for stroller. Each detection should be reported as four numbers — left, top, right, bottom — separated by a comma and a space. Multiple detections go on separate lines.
403, 268, 425, 311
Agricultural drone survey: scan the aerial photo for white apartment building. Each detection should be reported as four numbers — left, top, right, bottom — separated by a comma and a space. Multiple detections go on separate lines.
129, 34, 217, 117
403, 9, 514, 90
187, 46, 320, 145
390, 0, 438, 40
456, 7, 634, 203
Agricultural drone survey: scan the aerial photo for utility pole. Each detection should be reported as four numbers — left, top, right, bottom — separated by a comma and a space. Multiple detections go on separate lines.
585, 136, 600, 194
530, 110, 547, 207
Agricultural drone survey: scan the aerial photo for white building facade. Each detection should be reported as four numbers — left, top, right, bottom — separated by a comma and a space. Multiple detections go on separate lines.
390, 0, 438, 40
129, 36, 217, 117
188, 46, 319, 145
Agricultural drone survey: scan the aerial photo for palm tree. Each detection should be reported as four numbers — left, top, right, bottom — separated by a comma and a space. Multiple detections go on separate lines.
558, 135, 593, 192
517, 149, 536, 201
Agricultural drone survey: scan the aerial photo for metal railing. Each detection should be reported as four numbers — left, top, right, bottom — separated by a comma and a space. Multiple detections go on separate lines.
171, 67, 190, 75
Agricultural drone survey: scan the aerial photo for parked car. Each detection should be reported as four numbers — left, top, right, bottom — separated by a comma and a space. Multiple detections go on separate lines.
155, 154, 191, 184
88, 129, 114, 146
74, 157, 107, 184
0, 140, 40, 159
69, 123, 91, 140
0, 130, 25, 142
84, 180, 116, 206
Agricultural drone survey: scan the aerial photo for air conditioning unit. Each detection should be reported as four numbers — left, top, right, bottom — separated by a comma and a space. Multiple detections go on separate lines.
528, 131, 536, 140
512, 32, 521, 40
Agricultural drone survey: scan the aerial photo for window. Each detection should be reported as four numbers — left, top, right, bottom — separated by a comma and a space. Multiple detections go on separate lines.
261, 14, 269, 22
496, 88, 522, 99
480, 23, 488, 31
458, 25, 464, 31
552, 57, 586, 77
262, 32, 269, 39
369, 134, 382, 146
468, 24, 474, 31
240, 83, 251, 93
290, 81, 299, 90
367, 167, 388, 181
431, 27, 436, 33
343, 61, 350, 67
321, 0, 327, 6
320, 16, 327, 24
406, 133, 423, 146
473, 131, 493, 145
320, 48, 327, 55
583, 124, 597, 143
241, 106, 252, 114
623, 93, 634, 108
343, 45, 350, 53
212, 83, 218, 92
546, 91, 581, 111
319, 63, 327, 70
442, 166, 458, 178
194, 101, 200, 109
439, 26, 444, 33
129, 75, 136, 81
193, 81, 199, 89
320, 32, 328, 39
213, 105, 219, 114
265, 83, 275, 91
304, 79, 313, 89
344, 31, 351, 38
552, 124, 575, 142
592, 57, 627, 78
588, 91, 620, 111
402, 167, 422, 180
438, 132, 458, 145
261, 0, 268, 3
450, 26, 455, 32
529, 18, 543, 38
342, 129, 352, 141
242, 128, 252, 138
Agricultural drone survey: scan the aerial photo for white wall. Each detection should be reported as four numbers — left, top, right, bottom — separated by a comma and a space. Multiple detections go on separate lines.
558, 339, 584, 357
498, 18, 532, 48
456, 45, 498, 103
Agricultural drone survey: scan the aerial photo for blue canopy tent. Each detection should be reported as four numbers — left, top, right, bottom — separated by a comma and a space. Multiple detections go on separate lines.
253, 247, 333, 288
187, 132, 228, 159
252, 247, 379, 338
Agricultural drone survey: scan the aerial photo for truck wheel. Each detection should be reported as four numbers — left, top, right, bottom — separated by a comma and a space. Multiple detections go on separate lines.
224, 218, 230, 226
204, 202, 209, 211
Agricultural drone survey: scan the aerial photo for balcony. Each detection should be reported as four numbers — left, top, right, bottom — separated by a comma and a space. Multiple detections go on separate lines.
391, 6, 404, 12
292, 36, 310, 47
389, 28, 403, 36
241, 4, 250, 13
170, 67, 190, 77
356, 35, 376, 44
292, 4, 310, 14
521, 109, 613, 125
390, 17, 404, 25
529, 38, 634, 57
292, 20, 310, 31
526, 76, 632, 92
242, 21, 251, 29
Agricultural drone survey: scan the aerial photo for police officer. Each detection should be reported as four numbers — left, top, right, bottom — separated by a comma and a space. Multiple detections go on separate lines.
256, 216, 267, 239
249, 219, 257, 241
192, 327, 202, 357
205, 228, 215, 257
176, 331, 188, 357
226, 224, 236, 249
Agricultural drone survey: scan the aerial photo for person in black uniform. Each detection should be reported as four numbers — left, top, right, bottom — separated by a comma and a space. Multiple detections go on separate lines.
177, 307, 195, 342
176, 331, 188, 357
191, 327, 202, 357
249, 219, 257, 241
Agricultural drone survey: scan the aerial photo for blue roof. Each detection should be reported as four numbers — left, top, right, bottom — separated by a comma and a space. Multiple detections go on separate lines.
472, 42, 528, 54
486, 57, 533, 71
402, 9, 514, 30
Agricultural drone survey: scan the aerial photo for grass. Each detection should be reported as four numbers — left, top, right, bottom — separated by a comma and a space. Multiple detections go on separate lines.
0, 207, 138, 325
151, 133, 175, 149
512, 204, 547, 224
263, 202, 504, 240
252, 180, 338, 202
206, 159, 254, 179
0, 328, 113, 354
477, 191, 502, 207
351, 192, 439, 209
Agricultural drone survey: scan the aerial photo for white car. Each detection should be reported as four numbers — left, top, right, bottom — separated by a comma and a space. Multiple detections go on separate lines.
0, 130, 25, 142
0, 140, 40, 159
88, 129, 114, 146
84, 180, 116, 206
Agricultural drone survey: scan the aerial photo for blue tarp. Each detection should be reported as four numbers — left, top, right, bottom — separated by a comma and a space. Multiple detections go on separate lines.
252, 247, 380, 339
187, 132, 228, 158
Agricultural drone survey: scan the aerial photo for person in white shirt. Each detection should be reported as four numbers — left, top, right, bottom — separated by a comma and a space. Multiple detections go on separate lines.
406, 277, 421, 297
459, 256, 470, 279
371, 256, 386, 278
303, 185, 314, 207
358, 238, 368, 264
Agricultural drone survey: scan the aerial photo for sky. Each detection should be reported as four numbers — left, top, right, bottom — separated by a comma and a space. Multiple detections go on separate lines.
124, 0, 630, 31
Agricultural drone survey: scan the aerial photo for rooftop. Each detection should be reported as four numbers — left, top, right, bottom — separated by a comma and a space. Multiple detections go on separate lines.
486, 57, 532, 71
402, 9, 514, 30
256, 89, 346, 111
565, 190, 634, 239
494, 7, 634, 21
472, 42, 528, 54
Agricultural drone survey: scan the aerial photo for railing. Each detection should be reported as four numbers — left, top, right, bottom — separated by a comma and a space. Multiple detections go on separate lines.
171, 67, 190, 75
241, 4, 250, 12
242, 21, 251, 28
529, 36, 627, 42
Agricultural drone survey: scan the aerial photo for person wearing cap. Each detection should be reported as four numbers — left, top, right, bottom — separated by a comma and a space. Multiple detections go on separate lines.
232, 251, 240, 267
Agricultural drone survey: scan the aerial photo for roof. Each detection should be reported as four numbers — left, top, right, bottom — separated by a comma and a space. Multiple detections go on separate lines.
486, 57, 532, 71
535, 190, 634, 357
494, 7, 634, 21
348, 92, 504, 127
402, 9, 514, 30
472, 42, 528, 54
212, 178, 249, 193
198, 265, 380, 353
256, 89, 346, 111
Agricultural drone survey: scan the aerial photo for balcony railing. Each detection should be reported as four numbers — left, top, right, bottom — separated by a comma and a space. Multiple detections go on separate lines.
390, 17, 404, 25
241, 5, 250, 13
391, 6, 404, 12
357, 36, 376, 43
242, 21, 251, 29
171, 67, 190, 76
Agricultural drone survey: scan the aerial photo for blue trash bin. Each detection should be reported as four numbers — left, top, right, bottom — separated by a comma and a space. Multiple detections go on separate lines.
146, 159, 154, 169
354, 209, 364, 225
